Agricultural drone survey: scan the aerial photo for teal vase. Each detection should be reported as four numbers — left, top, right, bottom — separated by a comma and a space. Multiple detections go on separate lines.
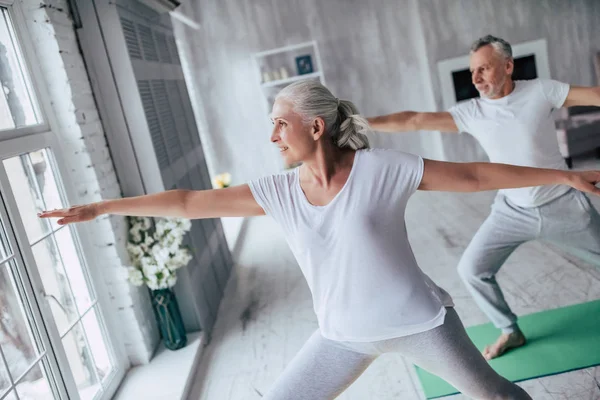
151, 288, 187, 350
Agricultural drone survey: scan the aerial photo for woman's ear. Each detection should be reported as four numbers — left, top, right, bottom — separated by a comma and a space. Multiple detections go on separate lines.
312, 117, 326, 141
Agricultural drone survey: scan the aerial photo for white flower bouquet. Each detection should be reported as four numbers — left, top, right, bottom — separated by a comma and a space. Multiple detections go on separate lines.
125, 216, 193, 290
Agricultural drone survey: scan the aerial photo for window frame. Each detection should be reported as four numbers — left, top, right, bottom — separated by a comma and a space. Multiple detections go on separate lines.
0, 0, 51, 141
0, 133, 72, 400
0, 1, 129, 399
0, 131, 129, 400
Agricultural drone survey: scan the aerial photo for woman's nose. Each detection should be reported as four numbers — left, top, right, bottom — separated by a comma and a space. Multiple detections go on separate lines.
270, 126, 279, 143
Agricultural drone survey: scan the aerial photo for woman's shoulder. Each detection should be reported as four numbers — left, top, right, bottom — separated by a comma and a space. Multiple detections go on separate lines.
358, 148, 422, 165
355, 148, 424, 194
264, 168, 297, 183
250, 167, 297, 191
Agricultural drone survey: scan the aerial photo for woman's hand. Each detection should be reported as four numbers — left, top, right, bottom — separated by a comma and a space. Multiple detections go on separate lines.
38, 203, 101, 225
566, 170, 600, 195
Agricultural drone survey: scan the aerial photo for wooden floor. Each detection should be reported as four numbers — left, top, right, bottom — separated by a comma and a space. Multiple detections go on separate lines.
187, 159, 600, 400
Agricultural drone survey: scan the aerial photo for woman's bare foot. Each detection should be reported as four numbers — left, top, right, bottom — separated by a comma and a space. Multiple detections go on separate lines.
483, 330, 527, 360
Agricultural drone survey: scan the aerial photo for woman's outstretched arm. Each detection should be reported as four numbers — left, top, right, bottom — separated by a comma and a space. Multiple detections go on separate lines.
38, 184, 265, 225
419, 159, 600, 195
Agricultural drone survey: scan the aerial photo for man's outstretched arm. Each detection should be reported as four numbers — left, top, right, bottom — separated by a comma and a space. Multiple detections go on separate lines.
562, 86, 600, 108
367, 111, 459, 133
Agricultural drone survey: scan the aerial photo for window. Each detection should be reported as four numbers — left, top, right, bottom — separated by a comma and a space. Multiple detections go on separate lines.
3, 149, 115, 399
0, 2, 125, 399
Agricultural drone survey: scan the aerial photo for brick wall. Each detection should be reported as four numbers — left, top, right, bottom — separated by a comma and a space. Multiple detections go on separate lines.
20, 0, 160, 365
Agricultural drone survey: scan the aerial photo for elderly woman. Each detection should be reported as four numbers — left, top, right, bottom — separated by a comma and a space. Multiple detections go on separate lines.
40, 81, 600, 399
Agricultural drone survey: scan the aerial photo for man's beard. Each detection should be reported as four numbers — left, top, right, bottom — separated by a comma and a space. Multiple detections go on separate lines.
478, 78, 505, 99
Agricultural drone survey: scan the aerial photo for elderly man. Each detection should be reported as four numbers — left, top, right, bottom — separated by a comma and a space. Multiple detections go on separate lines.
368, 35, 600, 360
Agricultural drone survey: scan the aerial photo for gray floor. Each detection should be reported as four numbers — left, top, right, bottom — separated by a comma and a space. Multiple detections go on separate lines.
188, 158, 600, 400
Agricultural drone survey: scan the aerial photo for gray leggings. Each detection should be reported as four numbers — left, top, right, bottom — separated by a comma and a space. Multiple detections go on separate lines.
264, 308, 530, 400
458, 189, 600, 332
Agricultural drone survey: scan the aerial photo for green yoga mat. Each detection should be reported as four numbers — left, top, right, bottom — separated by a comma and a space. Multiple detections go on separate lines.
415, 300, 600, 399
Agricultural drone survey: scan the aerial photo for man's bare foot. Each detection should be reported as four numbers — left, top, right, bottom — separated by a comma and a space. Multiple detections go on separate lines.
483, 330, 526, 360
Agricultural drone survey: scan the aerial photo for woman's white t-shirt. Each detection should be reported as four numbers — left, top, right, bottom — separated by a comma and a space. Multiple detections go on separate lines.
249, 148, 453, 342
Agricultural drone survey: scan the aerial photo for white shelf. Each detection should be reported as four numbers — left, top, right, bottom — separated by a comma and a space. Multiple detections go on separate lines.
261, 71, 323, 88
254, 41, 316, 58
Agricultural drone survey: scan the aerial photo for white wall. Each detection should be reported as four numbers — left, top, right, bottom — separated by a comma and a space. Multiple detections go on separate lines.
177, 0, 600, 176
175, 0, 443, 190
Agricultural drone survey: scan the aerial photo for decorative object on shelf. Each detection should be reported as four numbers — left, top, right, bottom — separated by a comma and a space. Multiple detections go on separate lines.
126, 216, 193, 350
262, 71, 272, 82
295, 54, 314, 75
212, 172, 232, 189
279, 67, 289, 80
150, 288, 187, 350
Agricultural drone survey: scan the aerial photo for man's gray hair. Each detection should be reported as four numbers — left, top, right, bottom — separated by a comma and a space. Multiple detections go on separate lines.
470, 35, 513, 60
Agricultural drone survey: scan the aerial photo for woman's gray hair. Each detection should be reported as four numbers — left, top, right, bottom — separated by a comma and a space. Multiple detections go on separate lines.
470, 35, 513, 60
275, 80, 370, 150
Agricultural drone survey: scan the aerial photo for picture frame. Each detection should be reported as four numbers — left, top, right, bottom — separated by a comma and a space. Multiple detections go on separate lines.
295, 54, 314, 75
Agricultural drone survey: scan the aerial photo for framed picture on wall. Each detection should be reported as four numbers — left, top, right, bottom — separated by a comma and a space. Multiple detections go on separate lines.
295, 55, 314, 75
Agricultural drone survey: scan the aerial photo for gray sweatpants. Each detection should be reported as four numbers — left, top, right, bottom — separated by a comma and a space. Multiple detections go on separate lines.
264, 308, 530, 400
458, 188, 600, 332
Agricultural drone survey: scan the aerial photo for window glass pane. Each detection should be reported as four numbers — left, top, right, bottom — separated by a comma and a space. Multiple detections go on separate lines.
3, 149, 63, 244
29, 149, 63, 222
31, 235, 79, 335
0, 261, 41, 381
14, 361, 55, 400
81, 308, 112, 385
55, 227, 93, 314
0, 357, 11, 398
62, 323, 100, 400
1, 390, 17, 400
0, 7, 43, 131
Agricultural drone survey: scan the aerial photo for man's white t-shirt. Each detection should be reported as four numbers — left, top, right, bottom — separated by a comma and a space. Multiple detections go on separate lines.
249, 148, 453, 342
449, 78, 571, 208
